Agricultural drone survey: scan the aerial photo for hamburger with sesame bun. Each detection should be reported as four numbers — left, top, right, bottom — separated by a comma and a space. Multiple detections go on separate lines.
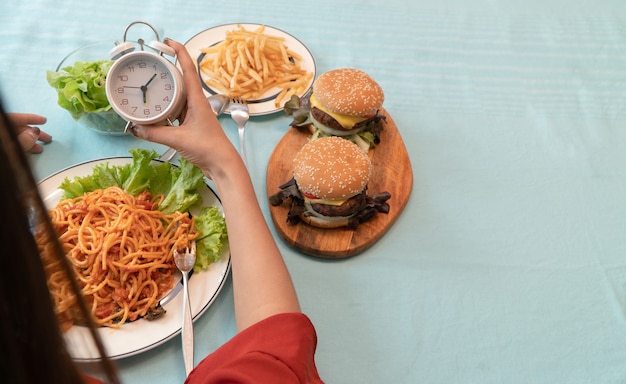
284, 68, 386, 152
269, 136, 391, 229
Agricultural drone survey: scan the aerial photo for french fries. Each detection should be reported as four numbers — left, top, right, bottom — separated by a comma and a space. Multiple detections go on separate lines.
199, 24, 313, 108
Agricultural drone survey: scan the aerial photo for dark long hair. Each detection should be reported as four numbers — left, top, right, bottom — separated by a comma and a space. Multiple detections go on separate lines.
0, 101, 119, 383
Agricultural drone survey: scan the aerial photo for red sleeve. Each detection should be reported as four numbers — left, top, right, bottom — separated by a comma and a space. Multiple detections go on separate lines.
82, 374, 104, 384
186, 312, 324, 384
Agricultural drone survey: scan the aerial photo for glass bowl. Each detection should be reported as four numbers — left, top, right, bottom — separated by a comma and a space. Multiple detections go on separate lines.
51, 40, 128, 135
76, 110, 127, 135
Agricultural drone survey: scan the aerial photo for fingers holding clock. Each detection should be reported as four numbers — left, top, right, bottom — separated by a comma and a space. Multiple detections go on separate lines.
166, 38, 222, 135
166, 39, 208, 108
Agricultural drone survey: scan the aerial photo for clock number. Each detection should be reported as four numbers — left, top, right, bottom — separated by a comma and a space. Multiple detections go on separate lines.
138, 61, 147, 69
164, 84, 172, 90
155, 105, 162, 112
116, 87, 125, 94
144, 108, 151, 116
118, 74, 129, 82
163, 96, 171, 102
121, 99, 129, 106
160, 72, 168, 79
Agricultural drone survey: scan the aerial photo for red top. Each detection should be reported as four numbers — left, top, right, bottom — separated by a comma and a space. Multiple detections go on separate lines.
186, 312, 324, 383
83, 313, 323, 383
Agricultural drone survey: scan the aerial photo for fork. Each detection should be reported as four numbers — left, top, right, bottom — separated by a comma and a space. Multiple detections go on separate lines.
230, 97, 249, 166
173, 241, 196, 377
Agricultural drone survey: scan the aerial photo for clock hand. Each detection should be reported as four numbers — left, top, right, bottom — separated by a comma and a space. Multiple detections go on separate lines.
143, 73, 157, 87
140, 73, 157, 105
120, 85, 147, 104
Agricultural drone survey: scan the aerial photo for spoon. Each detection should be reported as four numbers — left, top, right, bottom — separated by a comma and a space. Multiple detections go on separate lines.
158, 94, 230, 161
208, 93, 229, 116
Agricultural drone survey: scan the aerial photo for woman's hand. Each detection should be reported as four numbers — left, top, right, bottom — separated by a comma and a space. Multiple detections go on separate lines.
129, 39, 243, 180
10, 113, 51, 153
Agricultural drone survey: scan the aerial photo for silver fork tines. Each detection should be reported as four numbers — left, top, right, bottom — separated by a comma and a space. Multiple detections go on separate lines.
230, 98, 249, 166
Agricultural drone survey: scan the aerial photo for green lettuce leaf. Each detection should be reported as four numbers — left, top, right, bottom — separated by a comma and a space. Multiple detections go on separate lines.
122, 148, 158, 196
46, 60, 114, 120
193, 206, 228, 273
157, 158, 205, 215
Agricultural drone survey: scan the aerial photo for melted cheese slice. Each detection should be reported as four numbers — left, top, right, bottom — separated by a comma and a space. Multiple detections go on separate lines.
310, 94, 365, 129
303, 195, 348, 206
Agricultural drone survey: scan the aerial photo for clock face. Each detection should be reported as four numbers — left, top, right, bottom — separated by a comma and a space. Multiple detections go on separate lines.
106, 51, 183, 124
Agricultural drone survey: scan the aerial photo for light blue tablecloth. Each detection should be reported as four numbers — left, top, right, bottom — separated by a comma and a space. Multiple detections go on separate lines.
2, 1, 626, 383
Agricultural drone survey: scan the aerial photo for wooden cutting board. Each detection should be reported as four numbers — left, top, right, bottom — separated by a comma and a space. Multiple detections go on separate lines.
266, 108, 413, 258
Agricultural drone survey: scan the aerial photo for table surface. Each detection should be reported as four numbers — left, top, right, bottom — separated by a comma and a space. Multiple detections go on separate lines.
3, 1, 626, 383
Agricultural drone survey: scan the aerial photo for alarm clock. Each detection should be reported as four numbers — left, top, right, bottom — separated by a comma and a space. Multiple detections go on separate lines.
105, 21, 186, 130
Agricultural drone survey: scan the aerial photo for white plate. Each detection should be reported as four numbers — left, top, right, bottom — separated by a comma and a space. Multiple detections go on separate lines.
184, 23, 316, 116
37, 157, 231, 361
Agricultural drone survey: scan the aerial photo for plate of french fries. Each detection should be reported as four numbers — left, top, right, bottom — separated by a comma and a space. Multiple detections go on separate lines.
184, 23, 316, 116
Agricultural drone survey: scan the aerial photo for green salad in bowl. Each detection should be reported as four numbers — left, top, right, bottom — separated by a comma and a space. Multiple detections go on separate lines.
47, 41, 127, 135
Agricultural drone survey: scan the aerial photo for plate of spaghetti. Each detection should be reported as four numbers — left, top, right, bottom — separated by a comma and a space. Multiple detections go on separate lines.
37, 154, 231, 361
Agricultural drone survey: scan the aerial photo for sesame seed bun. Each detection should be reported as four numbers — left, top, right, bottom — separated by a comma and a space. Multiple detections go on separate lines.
292, 136, 372, 200
312, 68, 384, 117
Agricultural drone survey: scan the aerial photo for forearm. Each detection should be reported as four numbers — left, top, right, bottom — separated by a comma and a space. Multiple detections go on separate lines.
209, 159, 301, 331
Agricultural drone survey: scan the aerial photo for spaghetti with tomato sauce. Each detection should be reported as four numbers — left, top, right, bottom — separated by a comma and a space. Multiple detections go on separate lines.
41, 186, 198, 330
